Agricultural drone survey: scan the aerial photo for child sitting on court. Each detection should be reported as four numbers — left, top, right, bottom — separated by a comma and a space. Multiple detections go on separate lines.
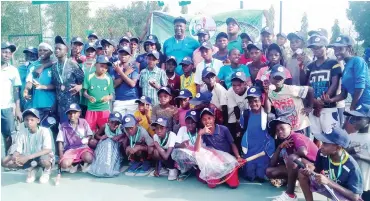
298, 127, 363, 201
174, 89, 193, 127
57, 104, 94, 174
134, 96, 155, 136
266, 117, 318, 201
122, 114, 154, 176
83, 55, 114, 132
151, 117, 178, 180
1, 109, 54, 184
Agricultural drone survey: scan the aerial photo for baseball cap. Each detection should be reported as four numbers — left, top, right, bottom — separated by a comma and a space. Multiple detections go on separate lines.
95, 40, 103, 49
247, 86, 262, 98
23, 46, 38, 54
147, 50, 160, 60
287, 31, 305, 41
197, 28, 210, 36
200, 107, 215, 118
277, 33, 287, 39
88, 32, 98, 39
247, 43, 263, 51
189, 92, 213, 105
267, 43, 283, 55
307, 35, 329, 48
1, 42, 17, 53
230, 71, 247, 82
119, 36, 130, 44
96, 55, 112, 66
55, 35, 68, 47
71, 36, 84, 45
109, 112, 123, 124
166, 56, 177, 66
135, 95, 152, 105
270, 64, 287, 79
240, 33, 253, 43
314, 127, 350, 148
308, 28, 328, 38
185, 110, 199, 122
130, 37, 140, 43
157, 86, 172, 96
268, 116, 292, 129
174, 16, 187, 24
101, 39, 116, 47
117, 46, 131, 55
216, 32, 228, 40
145, 35, 158, 44
84, 44, 96, 52
200, 41, 213, 50
175, 89, 193, 99
328, 35, 354, 48
179, 56, 193, 65
65, 103, 82, 114
261, 26, 274, 35
122, 114, 137, 128
22, 108, 40, 119
344, 104, 370, 118
226, 17, 240, 27
151, 117, 168, 127
202, 67, 216, 78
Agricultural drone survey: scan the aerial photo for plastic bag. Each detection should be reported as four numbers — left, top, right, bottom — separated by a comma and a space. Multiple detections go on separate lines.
171, 146, 197, 173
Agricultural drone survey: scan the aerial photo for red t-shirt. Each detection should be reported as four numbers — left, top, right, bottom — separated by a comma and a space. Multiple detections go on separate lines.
239, 54, 267, 65
283, 133, 318, 162
167, 74, 181, 92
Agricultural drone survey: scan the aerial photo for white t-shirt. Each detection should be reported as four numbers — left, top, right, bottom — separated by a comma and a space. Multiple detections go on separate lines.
1, 65, 21, 109
11, 125, 53, 155
227, 87, 250, 123
153, 131, 177, 149
211, 83, 228, 110
194, 58, 223, 92
176, 126, 197, 146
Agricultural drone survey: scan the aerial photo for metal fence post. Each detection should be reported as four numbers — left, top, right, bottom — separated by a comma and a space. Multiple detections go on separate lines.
66, 1, 71, 43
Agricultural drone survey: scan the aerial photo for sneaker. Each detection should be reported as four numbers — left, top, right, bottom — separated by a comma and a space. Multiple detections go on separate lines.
272, 192, 298, 201
69, 164, 78, 174
148, 167, 169, 177
81, 163, 90, 173
125, 161, 142, 176
39, 168, 51, 184
26, 167, 38, 183
135, 161, 152, 176
168, 169, 178, 181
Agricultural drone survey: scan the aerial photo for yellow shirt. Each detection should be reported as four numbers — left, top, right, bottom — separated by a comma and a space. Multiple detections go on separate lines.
180, 73, 197, 97
134, 110, 155, 136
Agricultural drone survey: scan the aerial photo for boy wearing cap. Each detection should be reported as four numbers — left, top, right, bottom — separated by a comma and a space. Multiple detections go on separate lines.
193, 29, 219, 67
122, 114, 154, 176
195, 41, 224, 93
112, 46, 140, 116
83, 55, 114, 132
245, 43, 267, 84
298, 127, 363, 201
180, 56, 196, 97
139, 50, 168, 106
134, 96, 155, 136
241, 86, 275, 182
71, 37, 86, 64
226, 18, 242, 52
2, 108, 54, 184
1, 42, 22, 153
101, 39, 118, 63
267, 117, 318, 200
151, 117, 178, 180
260, 27, 274, 53
136, 34, 166, 71
129, 37, 140, 61
163, 17, 200, 75
175, 89, 192, 127
87, 33, 98, 45
57, 103, 94, 173
165, 56, 181, 94
190, 91, 224, 125
213, 32, 229, 62
119, 36, 130, 48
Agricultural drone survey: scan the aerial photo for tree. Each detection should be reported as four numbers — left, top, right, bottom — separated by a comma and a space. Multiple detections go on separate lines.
347, 1, 370, 47
180, 5, 188, 14
300, 12, 309, 41
330, 19, 341, 43
267, 5, 275, 31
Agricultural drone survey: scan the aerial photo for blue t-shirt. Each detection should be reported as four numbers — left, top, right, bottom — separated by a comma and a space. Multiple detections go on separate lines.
227, 36, 243, 53
217, 64, 251, 89
342, 57, 370, 106
307, 59, 342, 108
213, 52, 228, 61
163, 36, 200, 75
136, 52, 166, 71
314, 150, 363, 195
113, 65, 139, 101
18, 62, 32, 110
201, 124, 234, 154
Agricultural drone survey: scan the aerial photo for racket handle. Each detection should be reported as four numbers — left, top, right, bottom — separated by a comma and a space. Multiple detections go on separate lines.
245, 151, 265, 162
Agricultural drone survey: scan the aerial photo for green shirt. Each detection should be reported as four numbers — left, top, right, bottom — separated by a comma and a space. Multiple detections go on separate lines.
80, 64, 96, 106
227, 36, 243, 52
83, 72, 114, 111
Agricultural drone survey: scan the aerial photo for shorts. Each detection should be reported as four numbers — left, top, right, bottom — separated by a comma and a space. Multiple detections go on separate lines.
309, 108, 339, 136
1, 108, 16, 138
113, 100, 137, 116
22, 154, 55, 169
85, 110, 110, 132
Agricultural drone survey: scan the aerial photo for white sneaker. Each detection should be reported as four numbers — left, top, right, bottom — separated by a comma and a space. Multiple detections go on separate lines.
272, 192, 298, 201
168, 169, 178, 181
69, 164, 78, 174
26, 167, 38, 183
148, 168, 169, 177
39, 168, 51, 184
81, 163, 90, 173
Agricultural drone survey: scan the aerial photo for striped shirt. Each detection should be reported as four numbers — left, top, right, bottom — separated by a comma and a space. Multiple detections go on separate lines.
139, 66, 168, 105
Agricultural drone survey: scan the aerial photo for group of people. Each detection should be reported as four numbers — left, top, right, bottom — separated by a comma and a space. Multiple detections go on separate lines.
1, 16, 370, 201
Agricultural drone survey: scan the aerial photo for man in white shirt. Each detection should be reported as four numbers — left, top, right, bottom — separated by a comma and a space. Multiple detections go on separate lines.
1, 42, 22, 154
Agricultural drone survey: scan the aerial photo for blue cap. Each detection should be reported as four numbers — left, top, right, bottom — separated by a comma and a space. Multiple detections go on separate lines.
65, 103, 82, 114
151, 117, 168, 127
109, 112, 123, 124
157, 86, 172, 96
185, 110, 199, 122
270, 64, 287, 79
135, 95, 152, 105
174, 16, 187, 24
179, 56, 193, 65
175, 89, 192, 99
88, 32, 98, 39
344, 104, 370, 118
147, 50, 160, 60
287, 31, 306, 41
145, 35, 158, 44
328, 35, 354, 48
202, 67, 216, 78
247, 86, 262, 98
308, 28, 328, 38
200, 41, 213, 50
216, 32, 228, 40
166, 56, 177, 65
1, 42, 17, 53
130, 37, 140, 43
200, 107, 215, 117
197, 28, 210, 36
71, 36, 84, 45
101, 38, 116, 47
231, 71, 247, 82
22, 108, 40, 119
261, 26, 274, 35
84, 44, 96, 51
23, 46, 38, 54
189, 91, 213, 105
314, 127, 350, 148
96, 55, 112, 66
226, 17, 240, 27
247, 43, 263, 51
117, 46, 131, 55
307, 35, 329, 48
268, 116, 292, 129
119, 36, 130, 44
55, 35, 68, 47
122, 114, 137, 128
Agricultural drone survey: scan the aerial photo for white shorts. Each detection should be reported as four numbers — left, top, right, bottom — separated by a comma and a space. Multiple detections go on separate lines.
113, 100, 138, 116
309, 108, 339, 136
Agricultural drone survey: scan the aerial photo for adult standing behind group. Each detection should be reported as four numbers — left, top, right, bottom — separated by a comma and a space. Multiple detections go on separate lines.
226, 18, 242, 52
163, 16, 199, 75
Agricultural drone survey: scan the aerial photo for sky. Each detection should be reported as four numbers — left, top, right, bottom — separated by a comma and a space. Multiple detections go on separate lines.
89, 0, 354, 38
